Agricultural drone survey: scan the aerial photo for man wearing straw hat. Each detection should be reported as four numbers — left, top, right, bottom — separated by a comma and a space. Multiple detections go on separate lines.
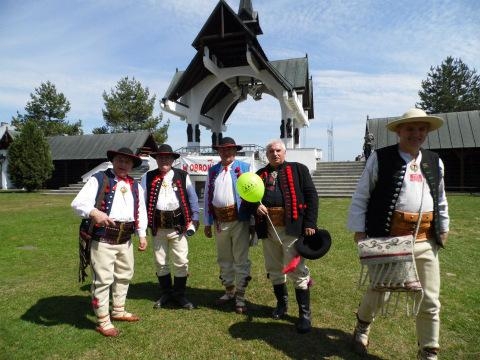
204, 137, 252, 314
348, 108, 450, 359
254, 139, 318, 334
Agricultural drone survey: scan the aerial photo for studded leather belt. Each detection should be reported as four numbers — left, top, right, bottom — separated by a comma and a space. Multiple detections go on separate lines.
267, 207, 285, 226
94, 221, 135, 245
214, 205, 238, 222
390, 211, 434, 241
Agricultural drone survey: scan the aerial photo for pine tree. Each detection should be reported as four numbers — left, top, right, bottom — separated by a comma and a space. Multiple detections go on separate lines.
417, 56, 480, 113
8, 120, 54, 191
11, 81, 83, 136
99, 76, 169, 142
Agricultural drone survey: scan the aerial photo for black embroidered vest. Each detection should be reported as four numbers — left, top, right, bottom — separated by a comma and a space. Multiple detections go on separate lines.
366, 144, 442, 246
145, 168, 192, 236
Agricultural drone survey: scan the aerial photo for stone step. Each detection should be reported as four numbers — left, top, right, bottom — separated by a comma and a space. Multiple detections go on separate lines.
314, 161, 364, 197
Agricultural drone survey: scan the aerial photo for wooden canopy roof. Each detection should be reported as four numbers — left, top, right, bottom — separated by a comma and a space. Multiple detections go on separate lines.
367, 110, 480, 150
162, 0, 314, 123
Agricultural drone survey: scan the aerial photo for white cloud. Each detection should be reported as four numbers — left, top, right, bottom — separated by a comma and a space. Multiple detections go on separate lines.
0, 0, 479, 161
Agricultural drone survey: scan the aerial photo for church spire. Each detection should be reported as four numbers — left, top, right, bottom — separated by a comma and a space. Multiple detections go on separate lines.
237, 0, 262, 35
238, 0, 253, 19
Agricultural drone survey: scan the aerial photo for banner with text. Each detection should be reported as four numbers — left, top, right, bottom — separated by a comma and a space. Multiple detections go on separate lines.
177, 155, 254, 175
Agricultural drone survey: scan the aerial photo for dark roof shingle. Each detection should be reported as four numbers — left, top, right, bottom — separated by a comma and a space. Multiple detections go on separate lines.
368, 110, 480, 150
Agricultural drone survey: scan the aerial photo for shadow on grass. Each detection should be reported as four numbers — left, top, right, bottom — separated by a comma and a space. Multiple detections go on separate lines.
229, 321, 384, 360
126, 281, 285, 317
20, 295, 95, 329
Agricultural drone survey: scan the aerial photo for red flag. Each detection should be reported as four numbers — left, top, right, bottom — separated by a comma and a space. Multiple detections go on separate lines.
282, 255, 301, 274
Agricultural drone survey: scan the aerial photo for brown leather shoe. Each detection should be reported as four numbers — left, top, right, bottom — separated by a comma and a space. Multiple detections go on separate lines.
96, 326, 120, 337
111, 313, 140, 322
216, 292, 235, 305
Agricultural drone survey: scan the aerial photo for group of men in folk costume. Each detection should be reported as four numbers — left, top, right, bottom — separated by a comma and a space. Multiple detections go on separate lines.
72, 109, 449, 360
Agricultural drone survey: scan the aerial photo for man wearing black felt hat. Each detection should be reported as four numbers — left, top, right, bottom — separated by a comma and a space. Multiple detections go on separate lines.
204, 137, 252, 314
71, 147, 148, 337
141, 144, 199, 310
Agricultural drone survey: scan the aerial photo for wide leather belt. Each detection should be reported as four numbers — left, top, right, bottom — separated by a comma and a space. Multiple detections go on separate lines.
390, 211, 434, 241
214, 205, 238, 222
155, 209, 182, 229
95, 221, 135, 245
267, 207, 285, 226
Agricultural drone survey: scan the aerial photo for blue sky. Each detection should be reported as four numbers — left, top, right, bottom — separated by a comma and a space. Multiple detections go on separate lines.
1, 0, 479, 161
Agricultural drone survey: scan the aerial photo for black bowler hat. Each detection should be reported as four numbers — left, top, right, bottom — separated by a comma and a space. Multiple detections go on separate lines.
150, 144, 180, 159
107, 147, 142, 168
212, 137, 243, 151
295, 229, 332, 260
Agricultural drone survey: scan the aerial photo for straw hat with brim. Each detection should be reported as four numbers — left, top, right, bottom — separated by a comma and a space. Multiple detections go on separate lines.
295, 229, 332, 260
386, 108, 444, 132
212, 137, 243, 151
150, 144, 180, 159
107, 147, 142, 168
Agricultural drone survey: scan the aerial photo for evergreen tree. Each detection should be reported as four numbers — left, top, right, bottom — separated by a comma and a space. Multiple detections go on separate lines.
12, 81, 83, 136
100, 76, 169, 143
8, 120, 54, 191
417, 56, 480, 113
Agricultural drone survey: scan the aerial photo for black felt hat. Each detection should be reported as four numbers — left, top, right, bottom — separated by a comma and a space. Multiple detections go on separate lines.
212, 137, 243, 151
107, 147, 142, 168
295, 229, 332, 260
150, 144, 180, 159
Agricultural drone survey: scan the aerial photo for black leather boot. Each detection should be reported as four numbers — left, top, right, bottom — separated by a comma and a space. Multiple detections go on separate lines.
173, 276, 194, 310
272, 283, 288, 319
295, 288, 311, 334
153, 274, 173, 309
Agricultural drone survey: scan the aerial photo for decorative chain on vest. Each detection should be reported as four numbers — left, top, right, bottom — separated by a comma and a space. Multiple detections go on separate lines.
175, 179, 191, 225
96, 171, 140, 232
147, 174, 163, 228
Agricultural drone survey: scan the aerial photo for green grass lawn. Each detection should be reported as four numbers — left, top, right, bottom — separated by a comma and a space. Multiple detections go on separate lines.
0, 193, 478, 359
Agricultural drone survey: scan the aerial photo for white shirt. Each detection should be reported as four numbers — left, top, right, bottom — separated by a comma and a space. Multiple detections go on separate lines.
140, 169, 200, 221
212, 163, 236, 208
71, 174, 148, 237
347, 150, 449, 233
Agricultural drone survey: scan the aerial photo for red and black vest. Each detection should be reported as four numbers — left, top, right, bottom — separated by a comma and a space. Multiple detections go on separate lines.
145, 168, 192, 236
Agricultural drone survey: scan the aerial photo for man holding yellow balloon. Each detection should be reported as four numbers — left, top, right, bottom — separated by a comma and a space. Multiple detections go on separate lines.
203, 137, 253, 314
243, 139, 318, 334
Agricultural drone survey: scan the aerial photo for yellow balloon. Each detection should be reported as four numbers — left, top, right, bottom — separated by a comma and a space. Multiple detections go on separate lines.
236, 172, 265, 203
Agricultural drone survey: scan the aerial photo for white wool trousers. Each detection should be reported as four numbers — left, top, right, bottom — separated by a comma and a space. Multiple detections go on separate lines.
90, 240, 134, 318
152, 228, 189, 277
357, 238, 441, 349
262, 224, 310, 289
214, 220, 251, 290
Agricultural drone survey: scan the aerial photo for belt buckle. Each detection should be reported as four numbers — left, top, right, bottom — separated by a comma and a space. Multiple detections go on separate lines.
116, 222, 125, 243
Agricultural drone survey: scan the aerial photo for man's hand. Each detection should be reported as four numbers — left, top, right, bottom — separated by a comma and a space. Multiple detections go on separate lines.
354, 232, 366, 243
304, 227, 315, 236
204, 225, 213, 238
256, 204, 268, 216
440, 232, 448, 246
138, 236, 148, 251
192, 220, 200, 231
89, 208, 115, 226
